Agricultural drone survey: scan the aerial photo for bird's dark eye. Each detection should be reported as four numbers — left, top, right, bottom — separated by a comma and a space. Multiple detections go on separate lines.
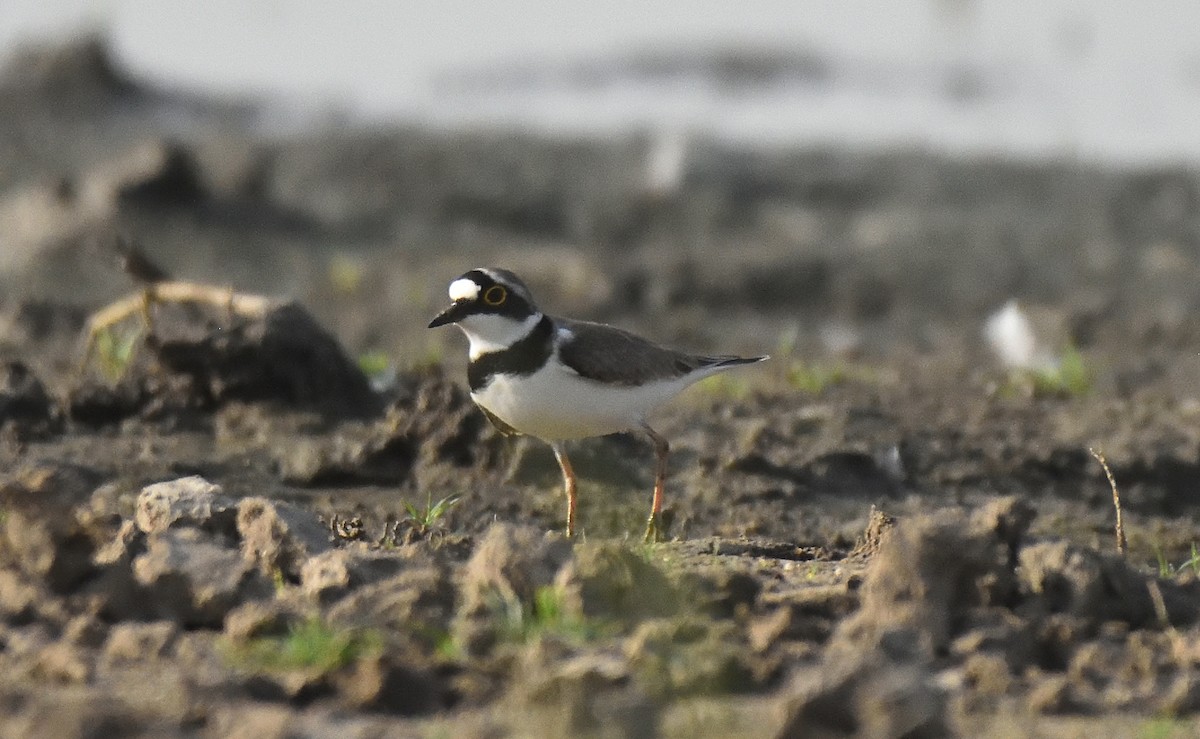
483, 285, 507, 305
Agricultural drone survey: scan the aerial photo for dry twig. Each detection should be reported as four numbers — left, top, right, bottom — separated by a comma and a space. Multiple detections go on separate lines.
1089, 447, 1127, 555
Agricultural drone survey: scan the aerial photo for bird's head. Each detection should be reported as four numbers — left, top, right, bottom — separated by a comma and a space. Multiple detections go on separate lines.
428, 268, 543, 357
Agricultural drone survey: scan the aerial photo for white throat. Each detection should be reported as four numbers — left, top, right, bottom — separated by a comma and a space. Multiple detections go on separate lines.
458, 313, 543, 360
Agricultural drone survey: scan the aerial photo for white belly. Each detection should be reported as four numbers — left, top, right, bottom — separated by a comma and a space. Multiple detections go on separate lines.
472, 361, 706, 440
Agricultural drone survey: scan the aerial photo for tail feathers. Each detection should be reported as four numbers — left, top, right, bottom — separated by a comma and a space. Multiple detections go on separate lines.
698, 354, 770, 370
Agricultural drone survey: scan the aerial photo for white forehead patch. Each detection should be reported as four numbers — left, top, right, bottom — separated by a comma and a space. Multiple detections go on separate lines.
448, 278, 480, 302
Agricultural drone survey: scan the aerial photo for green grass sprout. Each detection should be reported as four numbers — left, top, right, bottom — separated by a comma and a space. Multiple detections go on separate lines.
223, 618, 381, 674
496, 585, 600, 644
94, 324, 142, 381
356, 349, 392, 380
404, 492, 461, 533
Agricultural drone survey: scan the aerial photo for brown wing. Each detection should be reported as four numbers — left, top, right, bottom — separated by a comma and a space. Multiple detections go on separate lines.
556, 318, 747, 386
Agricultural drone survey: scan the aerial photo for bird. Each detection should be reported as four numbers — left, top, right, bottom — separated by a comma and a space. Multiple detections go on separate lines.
428, 267, 767, 541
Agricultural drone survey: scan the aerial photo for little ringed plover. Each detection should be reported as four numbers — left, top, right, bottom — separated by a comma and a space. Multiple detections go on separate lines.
429, 267, 767, 541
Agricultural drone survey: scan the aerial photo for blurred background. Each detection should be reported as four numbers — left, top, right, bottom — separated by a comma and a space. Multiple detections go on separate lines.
5, 0, 1200, 161
2, 1, 1200, 380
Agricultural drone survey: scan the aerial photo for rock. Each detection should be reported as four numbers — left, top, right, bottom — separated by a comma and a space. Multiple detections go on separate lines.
1064, 630, 1193, 714
0, 508, 98, 592
133, 528, 267, 627
0, 361, 60, 441
65, 378, 145, 427
5, 299, 89, 344
3, 623, 53, 657
1162, 671, 1200, 715
203, 705, 293, 739
237, 497, 332, 580
101, 621, 178, 665
134, 475, 236, 536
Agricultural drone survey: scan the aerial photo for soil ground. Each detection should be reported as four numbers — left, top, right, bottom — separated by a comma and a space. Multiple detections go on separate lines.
2, 38, 1200, 738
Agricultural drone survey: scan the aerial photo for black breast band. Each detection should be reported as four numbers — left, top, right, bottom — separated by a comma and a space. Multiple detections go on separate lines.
467, 316, 554, 392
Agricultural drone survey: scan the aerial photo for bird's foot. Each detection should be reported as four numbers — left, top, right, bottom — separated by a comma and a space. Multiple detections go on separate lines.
643, 513, 664, 543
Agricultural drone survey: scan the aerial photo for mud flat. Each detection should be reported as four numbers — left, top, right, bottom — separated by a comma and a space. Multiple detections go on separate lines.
2, 37, 1200, 737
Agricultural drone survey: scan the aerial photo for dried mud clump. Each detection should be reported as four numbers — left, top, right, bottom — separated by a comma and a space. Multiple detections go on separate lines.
0, 462, 109, 592
237, 496, 333, 581
0, 35, 141, 106
0, 361, 61, 442
70, 300, 382, 425
275, 367, 503, 488
0, 468, 461, 728
134, 475, 237, 536
781, 497, 1200, 735
833, 498, 1034, 660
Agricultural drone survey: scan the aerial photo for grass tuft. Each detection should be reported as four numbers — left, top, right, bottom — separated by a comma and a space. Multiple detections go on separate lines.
495, 585, 600, 644
1000, 344, 1094, 398
403, 493, 461, 533
94, 325, 141, 381
1029, 344, 1093, 397
1138, 716, 1199, 739
356, 349, 392, 381
1153, 541, 1200, 580
223, 618, 381, 674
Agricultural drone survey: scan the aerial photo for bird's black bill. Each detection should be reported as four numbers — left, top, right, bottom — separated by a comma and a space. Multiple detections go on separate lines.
428, 301, 469, 328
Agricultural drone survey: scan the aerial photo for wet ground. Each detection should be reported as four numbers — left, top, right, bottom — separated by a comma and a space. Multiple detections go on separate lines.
2, 38, 1200, 737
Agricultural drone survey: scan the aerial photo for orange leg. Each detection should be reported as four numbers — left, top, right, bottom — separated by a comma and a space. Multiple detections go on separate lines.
642, 423, 670, 542
551, 442, 578, 537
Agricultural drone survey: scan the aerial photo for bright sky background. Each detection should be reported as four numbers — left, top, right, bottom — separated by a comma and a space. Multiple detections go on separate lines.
3, 2, 1200, 162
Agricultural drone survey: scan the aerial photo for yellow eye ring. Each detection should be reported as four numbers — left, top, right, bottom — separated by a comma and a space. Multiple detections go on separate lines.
483, 285, 507, 305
